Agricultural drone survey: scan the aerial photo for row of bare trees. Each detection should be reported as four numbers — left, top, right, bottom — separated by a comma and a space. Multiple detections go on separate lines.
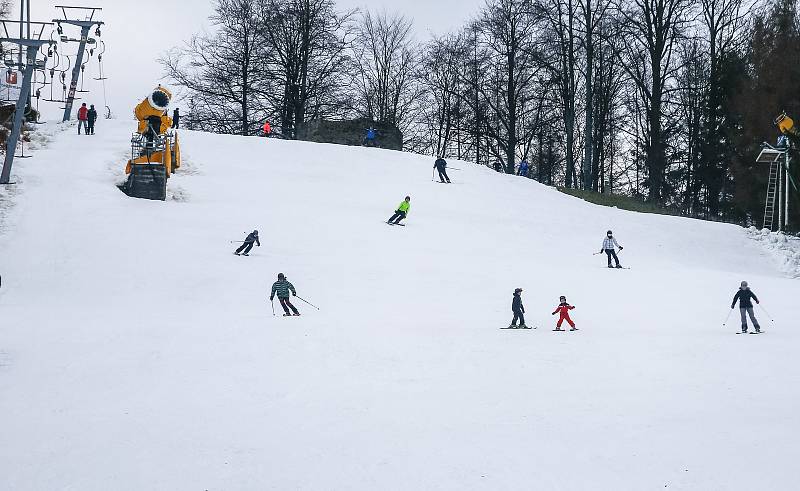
163, 0, 800, 227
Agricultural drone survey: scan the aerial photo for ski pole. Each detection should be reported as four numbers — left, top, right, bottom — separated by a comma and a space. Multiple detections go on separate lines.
722, 308, 734, 326
757, 303, 774, 322
271, 298, 275, 316
593, 251, 603, 255
431, 168, 435, 181
448, 167, 462, 171
295, 295, 320, 310
230, 240, 245, 243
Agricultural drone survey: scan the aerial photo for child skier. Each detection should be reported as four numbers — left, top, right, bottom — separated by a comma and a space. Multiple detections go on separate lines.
234, 230, 260, 256
600, 230, 624, 268
387, 196, 411, 225
731, 281, 761, 333
552, 296, 577, 331
270, 273, 300, 316
508, 288, 528, 328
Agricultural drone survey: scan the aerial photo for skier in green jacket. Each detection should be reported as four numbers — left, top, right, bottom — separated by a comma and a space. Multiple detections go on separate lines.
270, 273, 300, 316
387, 196, 411, 225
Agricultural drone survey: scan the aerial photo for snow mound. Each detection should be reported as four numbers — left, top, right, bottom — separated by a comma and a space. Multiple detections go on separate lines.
747, 226, 800, 278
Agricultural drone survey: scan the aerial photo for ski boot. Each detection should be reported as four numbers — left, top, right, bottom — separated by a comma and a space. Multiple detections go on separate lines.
293, 312, 301, 316
570, 327, 578, 331
234, 252, 240, 256
242, 253, 249, 256
615, 264, 622, 269
607, 265, 614, 268
507, 324, 518, 329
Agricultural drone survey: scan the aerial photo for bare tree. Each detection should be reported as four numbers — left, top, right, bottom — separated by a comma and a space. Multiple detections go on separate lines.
351, 10, 419, 129
160, 0, 269, 135
617, 0, 691, 202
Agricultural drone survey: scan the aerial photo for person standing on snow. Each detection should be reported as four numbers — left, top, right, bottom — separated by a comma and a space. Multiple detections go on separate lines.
364, 126, 378, 146
77, 103, 89, 135
387, 196, 411, 225
509, 288, 528, 328
731, 281, 761, 334
172, 108, 180, 129
493, 160, 502, 172
87, 104, 98, 135
517, 159, 529, 177
271, 273, 300, 316
600, 230, 623, 268
434, 156, 451, 183
552, 296, 577, 331
234, 230, 260, 256
262, 121, 271, 137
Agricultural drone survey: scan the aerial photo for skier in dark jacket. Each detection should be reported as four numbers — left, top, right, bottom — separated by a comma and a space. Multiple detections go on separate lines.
517, 160, 529, 177
172, 108, 180, 129
731, 281, 761, 333
270, 273, 300, 316
87, 105, 98, 135
433, 157, 451, 183
235, 230, 260, 256
508, 288, 528, 328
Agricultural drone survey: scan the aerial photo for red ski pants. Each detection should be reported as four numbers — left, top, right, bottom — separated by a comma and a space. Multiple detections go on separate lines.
557, 312, 575, 328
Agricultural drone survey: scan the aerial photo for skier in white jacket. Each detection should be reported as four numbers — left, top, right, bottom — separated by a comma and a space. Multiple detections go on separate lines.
600, 230, 623, 268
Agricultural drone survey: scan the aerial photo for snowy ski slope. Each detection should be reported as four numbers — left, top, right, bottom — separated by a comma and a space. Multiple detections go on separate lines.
1, 120, 799, 490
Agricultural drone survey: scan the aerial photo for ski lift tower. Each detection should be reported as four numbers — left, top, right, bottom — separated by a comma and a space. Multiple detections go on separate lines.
756, 143, 788, 232
52, 5, 102, 122
0, 18, 53, 184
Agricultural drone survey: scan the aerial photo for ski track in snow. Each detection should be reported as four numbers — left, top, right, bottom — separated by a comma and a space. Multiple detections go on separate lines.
1, 120, 799, 490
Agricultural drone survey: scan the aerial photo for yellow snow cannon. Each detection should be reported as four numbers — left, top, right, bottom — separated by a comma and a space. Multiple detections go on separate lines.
776, 112, 799, 138
122, 85, 182, 200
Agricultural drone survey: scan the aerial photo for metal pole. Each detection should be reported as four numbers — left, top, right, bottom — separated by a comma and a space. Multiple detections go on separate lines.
1, 44, 36, 184
61, 24, 91, 122
785, 153, 790, 230
778, 156, 783, 232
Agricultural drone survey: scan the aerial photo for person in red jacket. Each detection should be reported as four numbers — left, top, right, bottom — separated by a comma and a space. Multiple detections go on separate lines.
77, 103, 89, 135
552, 295, 577, 331
262, 121, 271, 137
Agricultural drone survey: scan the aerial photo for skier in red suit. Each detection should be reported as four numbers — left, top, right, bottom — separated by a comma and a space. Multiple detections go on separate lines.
552, 296, 577, 331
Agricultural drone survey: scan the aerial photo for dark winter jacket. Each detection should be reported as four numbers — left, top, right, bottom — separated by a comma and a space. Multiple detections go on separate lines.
732, 288, 759, 309
87, 108, 97, 123
434, 158, 447, 171
512, 293, 524, 313
271, 279, 296, 299
244, 231, 260, 246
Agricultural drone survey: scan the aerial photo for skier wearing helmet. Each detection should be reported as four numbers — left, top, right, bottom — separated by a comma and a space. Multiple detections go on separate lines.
235, 230, 260, 256
731, 281, 761, 333
600, 230, 623, 268
270, 273, 300, 316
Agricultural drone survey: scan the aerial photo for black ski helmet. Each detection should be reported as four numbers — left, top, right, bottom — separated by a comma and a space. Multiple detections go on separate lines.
514, 288, 522, 293
278, 273, 285, 280
253, 230, 259, 235
607, 230, 613, 235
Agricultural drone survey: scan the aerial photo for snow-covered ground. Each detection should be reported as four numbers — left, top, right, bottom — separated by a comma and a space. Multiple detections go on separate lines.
1, 120, 799, 490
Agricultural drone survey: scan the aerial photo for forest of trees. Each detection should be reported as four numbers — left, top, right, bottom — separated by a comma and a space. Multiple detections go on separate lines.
161, 0, 800, 229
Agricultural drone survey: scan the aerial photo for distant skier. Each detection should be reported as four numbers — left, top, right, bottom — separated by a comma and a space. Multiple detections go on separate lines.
387, 196, 411, 225
600, 230, 623, 268
270, 273, 300, 316
364, 126, 378, 147
77, 103, 89, 135
434, 156, 451, 183
87, 104, 98, 135
517, 159, 529, 177
493, 160, 502, 172
172, 108, 180, 129
731, 281, 761, 333
508, 288, 528, 328
262, 121, 271, 137
552, 296, 576, 331
234, 230, 260, 256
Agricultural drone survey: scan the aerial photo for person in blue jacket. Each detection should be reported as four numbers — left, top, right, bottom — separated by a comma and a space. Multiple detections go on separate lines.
517, 159, 529, 177
364, 127, 378, 146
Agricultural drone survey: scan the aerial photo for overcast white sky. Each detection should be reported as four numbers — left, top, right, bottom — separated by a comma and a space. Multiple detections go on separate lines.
14, 0, 482, 121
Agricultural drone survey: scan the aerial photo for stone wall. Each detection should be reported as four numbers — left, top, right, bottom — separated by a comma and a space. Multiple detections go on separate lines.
296, 118, 403, 151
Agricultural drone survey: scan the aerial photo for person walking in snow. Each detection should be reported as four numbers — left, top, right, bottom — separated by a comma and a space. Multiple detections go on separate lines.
87, 104, 98, 135
600, 230, 623, 268
271, 273, 300, 316
234, 230, 260, 256
517, 159, 529, 177
387, 196, 411, 225
731, 281, 761, 333
364, 127, 378, 147
77, 103, 89, 135
509, 288, 528, 328
172, 108, 180, 129
552, 296, 576, 331
434, 156, 451, 183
